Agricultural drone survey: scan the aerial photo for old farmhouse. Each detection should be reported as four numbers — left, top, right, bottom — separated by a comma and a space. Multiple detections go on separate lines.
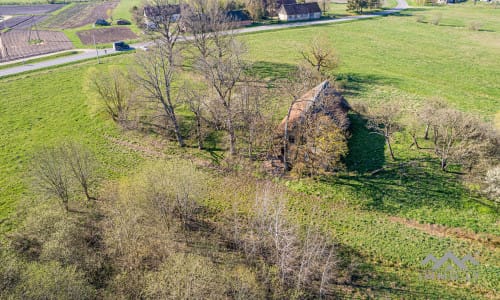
278, 3, 322, 22
264, 81, 350, 175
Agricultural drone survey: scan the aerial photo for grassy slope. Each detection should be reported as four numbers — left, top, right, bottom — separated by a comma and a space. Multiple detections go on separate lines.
0, 3, 498, 299
112, 0, 142, 21
0, 56, 142, 230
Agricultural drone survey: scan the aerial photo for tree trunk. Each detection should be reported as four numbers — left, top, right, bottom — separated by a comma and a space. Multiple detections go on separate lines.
196, 114, 203, 150
386, 136, 395, 160
172, 115, 185, 147
424, 124, 430, 140
441, 158, 447, 171
410, 133, 421, 149
283, 99, 295, 172
227, 118, 237, 156
83, 187, 97, 201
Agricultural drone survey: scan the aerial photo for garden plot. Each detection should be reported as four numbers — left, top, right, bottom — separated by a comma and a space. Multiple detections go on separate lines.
0, 29, 73, 62
77, 27, 137, 45
41, 1, 119, 29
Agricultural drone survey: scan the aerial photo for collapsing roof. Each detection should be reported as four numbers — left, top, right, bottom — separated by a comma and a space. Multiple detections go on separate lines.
277, 80, 351, 137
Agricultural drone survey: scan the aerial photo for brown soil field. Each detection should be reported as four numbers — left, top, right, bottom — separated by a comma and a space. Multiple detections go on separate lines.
41, 1, 119, 29
0, 4, 65, 15
77, 27, 137, 45
0, 29, 73, 62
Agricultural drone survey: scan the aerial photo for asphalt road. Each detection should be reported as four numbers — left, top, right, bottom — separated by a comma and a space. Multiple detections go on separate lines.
0, 0, 408, 78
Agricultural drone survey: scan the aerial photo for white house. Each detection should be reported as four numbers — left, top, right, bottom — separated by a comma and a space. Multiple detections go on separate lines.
278, 3, 322, 22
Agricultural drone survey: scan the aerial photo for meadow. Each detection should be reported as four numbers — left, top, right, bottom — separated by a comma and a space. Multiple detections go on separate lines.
0, 2, 498, 298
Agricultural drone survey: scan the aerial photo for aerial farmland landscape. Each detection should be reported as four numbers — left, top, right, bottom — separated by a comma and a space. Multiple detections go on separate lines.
0, 0, 498, 299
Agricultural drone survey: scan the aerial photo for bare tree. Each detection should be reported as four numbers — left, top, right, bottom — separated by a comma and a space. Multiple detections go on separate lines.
301, 36, 339, 74
366, 101, 403, 160
32, 147, 72, 211
182, 81, 208, 150
238, 83, 274, 158
419, 98, 448, 140
135, 0, 185, 147
89, 67, 132, 124
430, 108, 489, 171
62, 142, 98, 201
184, 3, 248, 156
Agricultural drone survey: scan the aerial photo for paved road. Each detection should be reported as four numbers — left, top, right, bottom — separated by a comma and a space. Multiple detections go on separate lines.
0, 0, 408, 78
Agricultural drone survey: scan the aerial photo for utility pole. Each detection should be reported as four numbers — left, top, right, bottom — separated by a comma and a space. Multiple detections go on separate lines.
92, 24, 100, 64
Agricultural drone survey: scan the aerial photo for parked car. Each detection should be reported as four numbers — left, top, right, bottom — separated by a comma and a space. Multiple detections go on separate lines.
113, 41, 131, 51
115, 19, 131, 25
95, 19, 110, 26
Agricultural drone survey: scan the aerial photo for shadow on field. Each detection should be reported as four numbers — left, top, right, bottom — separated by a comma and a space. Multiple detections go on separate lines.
344, 113, 386, 173
324, 115, 493, 214
335, 73, 398, 97
321, 158, 497, 216
249, 61, 296, 80
331, 243, 460, 299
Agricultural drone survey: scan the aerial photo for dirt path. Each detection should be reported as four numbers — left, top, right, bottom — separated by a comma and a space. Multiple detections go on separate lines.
389, 216, 500, 249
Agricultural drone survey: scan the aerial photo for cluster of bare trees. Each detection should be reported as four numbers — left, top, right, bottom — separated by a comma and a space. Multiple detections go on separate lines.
227, 183, 339, 298
358, 97, 499, 202
32, 142, 99, 211
92, 0, 272, 158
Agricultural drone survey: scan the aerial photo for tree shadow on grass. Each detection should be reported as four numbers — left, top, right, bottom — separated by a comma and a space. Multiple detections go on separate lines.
321, 160, 498, 219
248, 61, 297, 81
330, 243, 460, 299
344, 113, 386, 173
335, 73, 399, 97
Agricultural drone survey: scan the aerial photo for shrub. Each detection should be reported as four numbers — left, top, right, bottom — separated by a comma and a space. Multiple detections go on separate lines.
13, 262, 96, 300
483, 166, 500, 203
143, 253, 222, 299
430, 13, 442, 25
468, 21, 482, 31
0, 248, 23, 296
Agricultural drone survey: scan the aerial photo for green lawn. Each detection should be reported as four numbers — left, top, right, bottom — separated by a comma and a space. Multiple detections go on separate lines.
0, 56, 142, 230
112, 0, 142, 21
0, 3, 498, 299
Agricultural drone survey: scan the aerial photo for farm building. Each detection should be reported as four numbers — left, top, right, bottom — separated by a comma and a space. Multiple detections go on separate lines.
226, 10, 252, 27
264, 80, 350, 175
277, 80, 351, 140
268, 0, 297, 16
278, 3, 322, 21
144, 4, 182, 27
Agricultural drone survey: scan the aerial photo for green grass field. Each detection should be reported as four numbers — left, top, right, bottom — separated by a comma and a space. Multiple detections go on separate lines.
0, 56, 142, 230
0, 3, 498, 298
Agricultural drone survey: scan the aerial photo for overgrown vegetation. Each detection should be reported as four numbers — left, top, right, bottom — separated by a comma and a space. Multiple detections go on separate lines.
0, 2, 499, 299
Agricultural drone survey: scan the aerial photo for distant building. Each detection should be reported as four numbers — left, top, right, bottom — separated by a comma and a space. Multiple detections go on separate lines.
226, 10, 253, 27
268, 0, 297, 16
278, 3, 322, 22
143, 4, 182, 28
